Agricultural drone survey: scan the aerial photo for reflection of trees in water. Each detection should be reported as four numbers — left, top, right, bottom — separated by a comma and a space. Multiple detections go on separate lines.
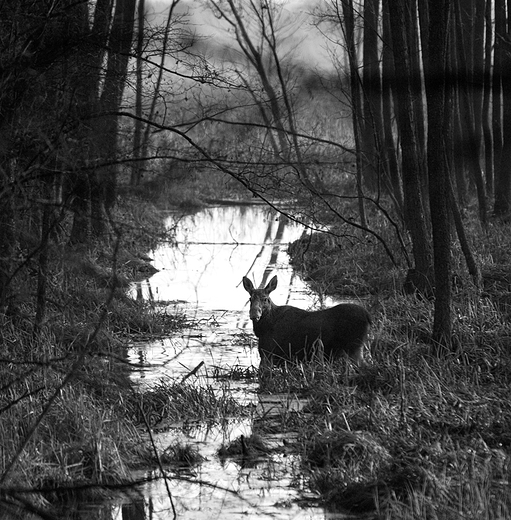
130, 205, 307, 309
122, 497, 146, 520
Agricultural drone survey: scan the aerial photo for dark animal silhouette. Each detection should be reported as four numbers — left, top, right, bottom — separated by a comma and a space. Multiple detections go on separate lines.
243, 275, 371, 365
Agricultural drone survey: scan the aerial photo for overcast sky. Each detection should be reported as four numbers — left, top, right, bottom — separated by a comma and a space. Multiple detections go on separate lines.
146, 0, 335, 71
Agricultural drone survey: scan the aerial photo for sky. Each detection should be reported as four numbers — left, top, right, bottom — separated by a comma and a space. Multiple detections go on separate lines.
146, 0, 335, 72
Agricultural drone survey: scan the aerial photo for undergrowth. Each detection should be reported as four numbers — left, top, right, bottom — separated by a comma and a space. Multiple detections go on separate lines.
259, 217, 511, 518
128, 377, 246, 429
2, 179, 511, 519
0, 194, 186, 515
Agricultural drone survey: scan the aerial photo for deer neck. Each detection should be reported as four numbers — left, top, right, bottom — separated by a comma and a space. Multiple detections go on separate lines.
252, 301, 278, 336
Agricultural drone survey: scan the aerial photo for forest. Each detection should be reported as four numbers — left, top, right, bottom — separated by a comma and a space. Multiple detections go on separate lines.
1, 0, 511, 518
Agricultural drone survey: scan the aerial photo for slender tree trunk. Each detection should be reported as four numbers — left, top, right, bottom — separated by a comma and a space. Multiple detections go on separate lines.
141, 1, 181, 166
94, 0, 137, 236
381, 0, 404, 216
0, 162, 16, 312
472, 0, 485, 153
361, 0, 379, 192
212, 0, 290, 159
34, 195, 51, 336
388, 0, 433, 293
342, 0, 367, 228
482, 0, 494, 196
407, 0, 427, 195
69, 0, 113, 245
492, 0, 504, 204
263, 0, 318, 193
453, 102, 467, 203
425, 0, 452, 353
211, 0, 316, 192
448, 20, 468, 205
495, 13, 511, 216
131, 0, 145, 187
449, 179, 481, 287
454, 0, 488, 224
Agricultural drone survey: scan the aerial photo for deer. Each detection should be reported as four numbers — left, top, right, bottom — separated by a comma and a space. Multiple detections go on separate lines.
242, 275, 371, 365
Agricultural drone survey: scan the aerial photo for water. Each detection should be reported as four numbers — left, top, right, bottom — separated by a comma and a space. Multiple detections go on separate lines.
93, 205, 343, 519
128, 204, 333, 387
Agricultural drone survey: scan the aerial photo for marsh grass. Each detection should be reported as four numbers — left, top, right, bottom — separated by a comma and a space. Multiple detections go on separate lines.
261, 219, 511, 517
0, 196, 188, 514
159, 442, 204, 468
218, 434, 268, 467
211, 363, 258, 381
0, 362, 144, 512
255, 305, 511, 516
128, 377, 247, 430
133, 163, 247, 210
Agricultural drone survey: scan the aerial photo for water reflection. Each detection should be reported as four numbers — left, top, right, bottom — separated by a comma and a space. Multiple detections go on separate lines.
107, 417, 322, 520
130, 205, 319, 313
120, 205, 334, 520
128, 204, 323, 387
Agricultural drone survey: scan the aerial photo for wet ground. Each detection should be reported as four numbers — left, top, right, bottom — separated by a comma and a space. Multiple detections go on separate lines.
82, 205, 345, 519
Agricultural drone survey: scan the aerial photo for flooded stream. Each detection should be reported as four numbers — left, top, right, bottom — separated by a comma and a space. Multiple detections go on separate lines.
92, 205, 341, 519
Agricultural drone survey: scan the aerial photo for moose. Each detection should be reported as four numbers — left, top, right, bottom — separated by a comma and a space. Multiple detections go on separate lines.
242, 275, 371, 365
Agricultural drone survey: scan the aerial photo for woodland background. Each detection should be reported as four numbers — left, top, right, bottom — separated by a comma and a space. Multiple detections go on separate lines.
1, 0, 510, 353
2, 1, 511, 517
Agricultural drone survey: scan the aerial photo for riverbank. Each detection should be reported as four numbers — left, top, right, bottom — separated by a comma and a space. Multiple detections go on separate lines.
281, 219, 511, 517
2, 172, 511, 518
0, 181, 306, 518
0, 190, 190, 516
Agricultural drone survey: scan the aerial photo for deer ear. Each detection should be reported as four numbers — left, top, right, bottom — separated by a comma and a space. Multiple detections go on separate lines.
266, 275, 278, 293
242, 277, 255, 294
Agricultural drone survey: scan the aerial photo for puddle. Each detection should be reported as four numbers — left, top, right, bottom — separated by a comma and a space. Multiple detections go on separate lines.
78, 205, 345, 519
118, 420, 315, 520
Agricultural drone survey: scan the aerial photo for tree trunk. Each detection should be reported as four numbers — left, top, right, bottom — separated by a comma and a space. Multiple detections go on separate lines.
131, 0, 145, 187
449, 179, 481, 287
494, 33, 511, 216
492, 0, 505, 205
387, 0, 433, 293
34, 193, 51, 336
381, 0, 404, 216
361, 0, 380, 192
342, 0, 367, 228
454, 0, 488, 224
407, 0, 427, 197
94, 0, 137, 236
69, 0, 113, 245
0, 161, 16, 312
425, 0, 452, 353
482, 0, 494, 195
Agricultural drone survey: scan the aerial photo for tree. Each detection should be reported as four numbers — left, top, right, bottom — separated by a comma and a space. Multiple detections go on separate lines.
93, 0, 137, 236
424, 0, 452, 351
341, 0, 367, 227
453, 0, 487, 223
492, 0, 505, 212
0, 0, 91, 308
387, 0, 433, 294
360, 0, 380, 193
494, 0, 511, 216
209, 0, 318, 195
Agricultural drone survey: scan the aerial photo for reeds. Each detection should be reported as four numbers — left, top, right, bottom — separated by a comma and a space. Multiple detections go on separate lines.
268, 218, 511, 517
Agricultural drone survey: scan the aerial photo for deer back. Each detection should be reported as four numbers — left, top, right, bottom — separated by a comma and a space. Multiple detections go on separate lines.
243, 275, 370, 364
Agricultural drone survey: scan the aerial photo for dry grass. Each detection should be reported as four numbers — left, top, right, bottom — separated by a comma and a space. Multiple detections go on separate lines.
261, 217, 511, 517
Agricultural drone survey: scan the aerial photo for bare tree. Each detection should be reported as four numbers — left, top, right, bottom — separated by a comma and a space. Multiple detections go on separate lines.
93, 0, 137, 236
340, 0, 367, 227
424, 0, 453, 351
387, 0, 433, 294
209, 0, 317, 194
